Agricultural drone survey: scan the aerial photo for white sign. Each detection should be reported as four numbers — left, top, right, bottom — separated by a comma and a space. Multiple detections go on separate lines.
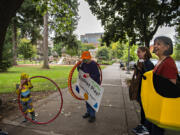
77, 70, 104, 112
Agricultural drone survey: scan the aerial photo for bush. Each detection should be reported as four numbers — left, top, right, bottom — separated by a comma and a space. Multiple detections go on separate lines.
18, 38, 36, 60
81, 43, 96, 51
0, 59, 12, 72
96, 46, 111, 60
97, 60, 116, 65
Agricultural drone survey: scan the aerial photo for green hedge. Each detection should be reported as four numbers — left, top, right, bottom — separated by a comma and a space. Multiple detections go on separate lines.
97, 60, 116, 65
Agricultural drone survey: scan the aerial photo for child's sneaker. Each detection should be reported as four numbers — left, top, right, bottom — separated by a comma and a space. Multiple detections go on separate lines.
22, 118, 27, 123
0, 129, 8, 135
142, 125, 149, 133
31, 112, 36, 121
132, 125, 149, 135
82, 113, 90, 119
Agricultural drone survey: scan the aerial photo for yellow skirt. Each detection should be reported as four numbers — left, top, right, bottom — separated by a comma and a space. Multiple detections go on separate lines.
141, 71, 180, 131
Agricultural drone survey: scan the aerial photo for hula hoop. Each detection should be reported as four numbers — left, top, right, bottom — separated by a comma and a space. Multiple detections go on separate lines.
68, 60, 102, 100
18, 76, 63, 125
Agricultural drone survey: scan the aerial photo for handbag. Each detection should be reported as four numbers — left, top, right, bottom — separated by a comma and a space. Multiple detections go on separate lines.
129, 61, 143, 100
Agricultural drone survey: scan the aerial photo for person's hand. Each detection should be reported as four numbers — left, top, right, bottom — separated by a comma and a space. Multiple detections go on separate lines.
19, 84, 23, 90
21, 79, 26, 84
85, 73, 90, 77
83, 73, 90, 78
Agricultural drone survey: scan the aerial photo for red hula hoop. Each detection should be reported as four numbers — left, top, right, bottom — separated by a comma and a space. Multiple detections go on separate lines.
68, 60, 102, 100
18, 76, 63, 125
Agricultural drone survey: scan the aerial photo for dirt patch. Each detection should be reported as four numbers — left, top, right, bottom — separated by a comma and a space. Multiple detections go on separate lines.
0, 91, 56, 121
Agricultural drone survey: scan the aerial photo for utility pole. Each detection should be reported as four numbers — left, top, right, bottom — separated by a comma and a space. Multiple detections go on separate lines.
126, 43, 130, 74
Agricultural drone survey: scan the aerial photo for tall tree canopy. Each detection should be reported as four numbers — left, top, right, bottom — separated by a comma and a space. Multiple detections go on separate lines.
86, 0, 180, 47
11, 0, 43, 65
34, 0, 79, 68
16, 0, 43, 44
0, 0, 79, 71
0, 0, 24, 70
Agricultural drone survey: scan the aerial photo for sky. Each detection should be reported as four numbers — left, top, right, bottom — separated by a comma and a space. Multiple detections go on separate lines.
74, 0, 176, 44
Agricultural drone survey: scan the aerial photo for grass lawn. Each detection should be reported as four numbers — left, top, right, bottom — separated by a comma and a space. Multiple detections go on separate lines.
0, 65, 106, 93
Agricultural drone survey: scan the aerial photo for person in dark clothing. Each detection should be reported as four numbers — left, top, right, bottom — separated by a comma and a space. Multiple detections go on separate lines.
132, 46, 154, 135
77, 51, 100, 123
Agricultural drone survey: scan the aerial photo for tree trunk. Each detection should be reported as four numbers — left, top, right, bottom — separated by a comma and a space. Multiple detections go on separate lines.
42, 12, 49, 69
145, 39, 150, 48
0, 0, 24, 67
12, 18, 18, 65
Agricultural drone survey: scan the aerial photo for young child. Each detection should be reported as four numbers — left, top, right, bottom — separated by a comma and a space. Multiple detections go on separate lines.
16, 73, 35, 122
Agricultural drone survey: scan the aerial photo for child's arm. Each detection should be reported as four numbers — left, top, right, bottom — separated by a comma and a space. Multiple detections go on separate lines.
15, 84, 20, 95
20, 80, 26, 89
28, 79, 33, 89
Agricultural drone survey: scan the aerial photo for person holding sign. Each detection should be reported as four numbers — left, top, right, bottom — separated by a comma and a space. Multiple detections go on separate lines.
77, 51, 101, 123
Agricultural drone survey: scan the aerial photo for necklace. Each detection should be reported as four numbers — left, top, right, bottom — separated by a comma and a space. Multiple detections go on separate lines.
157, 56, 167, 66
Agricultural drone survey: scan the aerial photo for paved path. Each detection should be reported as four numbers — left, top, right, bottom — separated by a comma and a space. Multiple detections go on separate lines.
0, 63, 179, 135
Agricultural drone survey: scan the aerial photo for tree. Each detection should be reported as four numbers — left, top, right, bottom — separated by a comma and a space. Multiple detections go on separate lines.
80, 43, 96, 52
86, 0, 180, 47
17, 1, 43, 44
1, 0, 43, 67
174, 44, 180, 60
174, 25, 180, 60
0, 27, 13, 72
65, 47, 78, 57
64, 36, 81, 57
12, 18, 18, 65
34, 0, 79, 68
122, 42, 138, 62
96, 46, 111, 60
111, 42, 125, 59
42, 11, 49, 68
0, 0, 24, 71
18, 38, 36, 61
53, 42, 64, 57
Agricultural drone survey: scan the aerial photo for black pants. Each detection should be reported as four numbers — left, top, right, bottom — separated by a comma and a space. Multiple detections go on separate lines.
139, 97, 152, 130
139, 97, 164, 135
150, 124, 164, 135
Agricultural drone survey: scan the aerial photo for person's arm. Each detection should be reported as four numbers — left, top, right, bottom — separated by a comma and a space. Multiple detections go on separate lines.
77, 62, 83, 71
28, 79, 33, 89
169, 79, 176, 84
16, 84, 20, 95
90, 62, 100, 84
77, 65, 80, 71
161, 59, 178, 84
20, 80, 26, 89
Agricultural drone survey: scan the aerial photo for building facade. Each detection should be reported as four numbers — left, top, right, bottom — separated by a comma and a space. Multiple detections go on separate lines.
80, 33, 104, 45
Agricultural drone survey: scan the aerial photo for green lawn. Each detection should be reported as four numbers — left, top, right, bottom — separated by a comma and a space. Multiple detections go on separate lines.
0, 65, 78, 93
0, 65, 106, 93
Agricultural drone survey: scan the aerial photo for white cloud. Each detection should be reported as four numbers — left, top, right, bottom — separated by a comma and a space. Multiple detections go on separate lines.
150, 26, 175, 45
74, 0, 104, 39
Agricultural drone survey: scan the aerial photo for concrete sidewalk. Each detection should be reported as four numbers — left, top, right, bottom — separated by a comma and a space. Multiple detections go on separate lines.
0, 63, 179, 135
